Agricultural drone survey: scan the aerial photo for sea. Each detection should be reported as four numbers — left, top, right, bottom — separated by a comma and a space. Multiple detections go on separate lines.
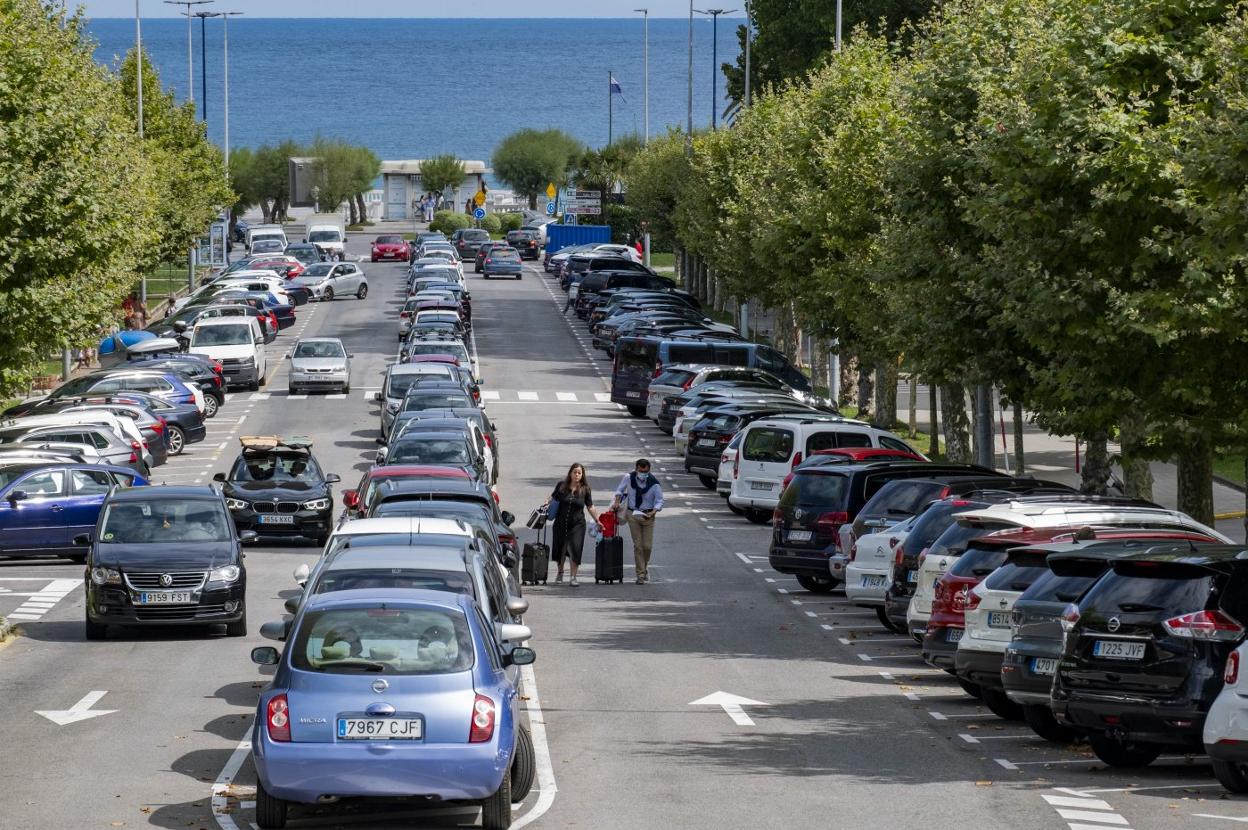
85, 17, 743, 171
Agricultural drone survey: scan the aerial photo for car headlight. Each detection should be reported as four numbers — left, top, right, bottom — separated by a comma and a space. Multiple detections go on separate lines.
225, 497, 249, 510
302, 498, 331, 511
209, 564, 241, 583
91, 567, 122, 586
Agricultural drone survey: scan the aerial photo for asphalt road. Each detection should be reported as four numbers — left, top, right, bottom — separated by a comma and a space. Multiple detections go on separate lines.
0, 233, 1243, 829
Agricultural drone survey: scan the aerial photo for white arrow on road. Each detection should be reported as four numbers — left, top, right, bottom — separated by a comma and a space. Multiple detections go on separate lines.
35, 690, 117, 726
689, 691, 770, 726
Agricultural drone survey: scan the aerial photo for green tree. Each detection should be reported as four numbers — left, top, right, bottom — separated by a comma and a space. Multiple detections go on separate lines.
420, 154, 466, 208
573, 135, 644, 211
0, 0, 155, 392
499, 213, 523, 233
622, 132, 691, 252
492, 129, 584, 209
429, 210, 470, 235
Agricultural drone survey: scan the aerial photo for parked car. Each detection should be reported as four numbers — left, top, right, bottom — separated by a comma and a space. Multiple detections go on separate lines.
451, 228, 492, 261
188, 317, 267, 391
340, 466, 475, 522
213, 436, 340, 546
371, 235, 411, 262
1205, 639, 1248, 791
287, 337, 351, 395
284, 242, 322, 265
0, 421, 149, 477
82, 485, 251, 639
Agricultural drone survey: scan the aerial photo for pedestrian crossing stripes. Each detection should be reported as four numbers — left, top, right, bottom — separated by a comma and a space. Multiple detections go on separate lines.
4, 578, 78, 622
247, 390, 613, 404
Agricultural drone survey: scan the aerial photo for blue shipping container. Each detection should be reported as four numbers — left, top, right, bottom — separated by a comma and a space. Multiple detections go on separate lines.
546, 224, 610, 254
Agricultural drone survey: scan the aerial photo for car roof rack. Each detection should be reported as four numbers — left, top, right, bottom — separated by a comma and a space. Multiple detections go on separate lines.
238, 435, 312, 452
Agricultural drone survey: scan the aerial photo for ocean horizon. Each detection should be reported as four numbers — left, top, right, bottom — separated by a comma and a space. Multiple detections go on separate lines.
86, 17, 745, 170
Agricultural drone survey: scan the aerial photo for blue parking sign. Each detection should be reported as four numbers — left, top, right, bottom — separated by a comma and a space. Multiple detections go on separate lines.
473, 207, 486, 220
546, 201, 556, 215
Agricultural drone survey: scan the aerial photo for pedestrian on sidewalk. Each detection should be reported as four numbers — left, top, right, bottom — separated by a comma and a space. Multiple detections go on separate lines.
611, 458, 664, 584
543, 463, 600, 587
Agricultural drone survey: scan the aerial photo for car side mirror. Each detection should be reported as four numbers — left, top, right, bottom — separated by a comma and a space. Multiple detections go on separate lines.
254, 337, 264, 346
7, 490, 26, 504
506, 597, 530, 616
212, 472, 226, 482
500, 510, 515, 527
259, 621, 287, 642
293, 563, 310, 586
239, 530, 258, 543
342, 490, 359, 509
325, 473, 341, 484
348, 354, 355, 358
375, 448, 387, 464
505, 646, 536, 667
283, 597, 300, 614
498, 623, 531, 643
283, 353, 290, 360
250, 646, 280, 665
73, 532, 92, 546
373, 392, 383, 402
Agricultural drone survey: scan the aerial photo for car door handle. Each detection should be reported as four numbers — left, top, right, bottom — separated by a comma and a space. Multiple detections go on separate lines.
50, 504, 62, 511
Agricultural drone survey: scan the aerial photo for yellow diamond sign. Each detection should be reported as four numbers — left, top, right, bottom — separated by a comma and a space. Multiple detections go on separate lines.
546, 183, 557, 200
474, 190, 486, 207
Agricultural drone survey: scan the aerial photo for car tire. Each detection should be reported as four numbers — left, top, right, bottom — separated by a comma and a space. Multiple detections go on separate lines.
203, 395, 220, 418
980, 686, 1024, 721
515, 274, 521, 280
957, 679, 983, 699
255, 780, 287, 829
796, 574, 836, 593
84, 617, 107, 640
323, 287, 334, 301
626, 405, 646, 417
727, 502, 745, 516
744, 509, 772, 525
287, 387, 296, 395
1022, 704, 1079, 743
343, 384, 350, 394
166, 426, 186, 456
356, 284, 368, 300
512, 725, 536, 801
1087, 731, 1163, 768
248, 379, 260, 392
480, 768, 512, 830
875, 607, 903, 633
225, 611, 247, 638
698, 475, 717, 490
1212, 758, 1248, 793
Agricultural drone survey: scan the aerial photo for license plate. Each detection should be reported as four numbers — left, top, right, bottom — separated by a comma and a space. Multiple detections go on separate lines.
907, 569, 918, 583
137, 591, 193, 605
988, 611, 1011, 628
626, 391, 641, 398
750, 481, 772, 491
860, 575, 887, 589
787, 530, 812, 542
946, 628, 964, 643
1092, 640, 1146, 660
337, 718, 423, 740
258, 515, 295, 525
1030, 657, 1057, 676
698, 438, 716, 447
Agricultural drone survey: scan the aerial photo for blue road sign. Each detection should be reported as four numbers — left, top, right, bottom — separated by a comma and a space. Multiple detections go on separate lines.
473, 207, 486, 220
546, 201, 556, 216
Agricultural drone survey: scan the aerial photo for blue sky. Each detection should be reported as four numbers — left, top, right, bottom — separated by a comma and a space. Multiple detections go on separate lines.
86, 1, 746, 17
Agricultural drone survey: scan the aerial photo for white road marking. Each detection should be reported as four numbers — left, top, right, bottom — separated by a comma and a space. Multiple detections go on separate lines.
689, 691, 769, 727
594, 392, 610, 402
1056, 810, 1128, 825
517, 391, 539, 401
211, 738, 252, 830
733, 553, 752, 564
5, 578, 77, 621
35, 690, 117, 725
556, 392, 578, 401
995, 758, 1020, 770
511, 663, 558, 828
481, 390, 501, 401
1043, 796, 1114, 810
1193, 815, 1248, 824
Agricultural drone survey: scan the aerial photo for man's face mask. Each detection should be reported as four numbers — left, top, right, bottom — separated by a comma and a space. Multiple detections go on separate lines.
636, 470, 650, 482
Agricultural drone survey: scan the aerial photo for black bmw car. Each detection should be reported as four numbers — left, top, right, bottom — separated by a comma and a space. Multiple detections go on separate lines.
214, 436, 339, 545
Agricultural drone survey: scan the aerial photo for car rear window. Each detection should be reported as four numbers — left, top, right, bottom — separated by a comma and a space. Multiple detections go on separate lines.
314, 568, 472, 595
291, 607, 474, 675
700, 413, 741, 432
654, 369, 696, 388
377, 236, 402, 244
781, 472, 850, 507
947, 545, 1012, 578
860, 480, 950, 520
982, 561, 1047, 592
900, 502, 977, 557
666, 344, 715, 364
400, 393, 472, 412
389, 437, 471, 465
928, 520, 1012, 558
463, 230, 489, 241
1020, 570, 1100, 604
743, 427, 794, 463
1080, 563, 1215, 618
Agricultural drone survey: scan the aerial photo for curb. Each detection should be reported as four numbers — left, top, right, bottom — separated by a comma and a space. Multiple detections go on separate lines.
1214, 474, 1246, 495
0, 616, 12, 642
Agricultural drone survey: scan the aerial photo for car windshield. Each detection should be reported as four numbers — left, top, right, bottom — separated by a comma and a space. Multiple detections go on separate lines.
192, 325, 252, 346
231, 451, 323, 482
308, 230, 341, 242
313, 567, 473, 595
389, 438, 471, 465
376, 236, 402, 244
388, 370, 453, 397
99, 499, 232, 543
294, 341, 345, 359
291, 607, 474, 675
303, 263, 335, 277
251, 240, 283, 252
401, 393, 471, 412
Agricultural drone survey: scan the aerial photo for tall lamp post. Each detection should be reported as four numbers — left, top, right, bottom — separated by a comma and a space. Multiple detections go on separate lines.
193, 10, 221, 122
219, 11, 243, 171
634, 8, 649, 144
685, 0, 694, 156
694, 8, 735, 129
743, 0, 752, 108
135, 0, 146, 305
164, 0, 211, 105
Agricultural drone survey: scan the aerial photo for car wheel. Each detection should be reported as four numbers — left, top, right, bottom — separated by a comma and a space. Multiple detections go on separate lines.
480, 768, 512, 830
254, 780, 288, 829
287, 387, 296, 396
314, 533, 329, 547
225, 610, 247, 638
1213, 758, 1248, 793
626, 405, 646, 417
1022, 704, 1079, 743
796, 574, 836, 593
323, 287, 334, 301
1087, 731, 1163, 768
875, 607, 903, 633
957, 679, 983, 699
356, 284, 368, 300
980, 686, 1024, 720
515, 274, 521, 280
248, 379, 260, 392
164, 425, 185, 456
512, 725, 536, 801
727, 502, 745, 516
343, 384, 350, 394
698, 475, 717, 490
744, 509, 772, 525
84, 617, 107, 641
203, 395, 220, 418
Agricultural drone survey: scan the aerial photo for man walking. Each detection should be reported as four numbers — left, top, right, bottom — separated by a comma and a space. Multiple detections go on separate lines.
611, 458, 664, 584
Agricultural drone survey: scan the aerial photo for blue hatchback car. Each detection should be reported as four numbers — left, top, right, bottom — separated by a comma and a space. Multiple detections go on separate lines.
481, 247, 523, 280
250, 588, 535, 829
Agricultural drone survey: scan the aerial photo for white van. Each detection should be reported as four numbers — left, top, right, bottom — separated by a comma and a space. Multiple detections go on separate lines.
728, 416, 917, 514
189, 317, 266, 391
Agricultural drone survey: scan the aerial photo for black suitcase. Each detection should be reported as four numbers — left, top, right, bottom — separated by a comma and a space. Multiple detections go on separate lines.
594, 537, 625, 584
521, 529, 550, 585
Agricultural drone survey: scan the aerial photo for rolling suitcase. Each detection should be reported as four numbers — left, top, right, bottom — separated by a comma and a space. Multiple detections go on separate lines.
521, 528, 550, 586
594, 533, 624, 584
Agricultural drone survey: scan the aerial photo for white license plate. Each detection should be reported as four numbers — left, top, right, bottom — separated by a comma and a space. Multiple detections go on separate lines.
137, 591, 193, 605
906, 569, 918, 583
698, 439, 716, 447
750, 481, 772, 491
337, 717, 423, 740
1092, 640, 1146, 661
1030, 657, 1058, 676
988, 611, 1011, 628
787, 530, 812, 542
258, 515, 295, 524
626, 391, 641, 398
946, 628, 964, 643
860, 575, 887, 589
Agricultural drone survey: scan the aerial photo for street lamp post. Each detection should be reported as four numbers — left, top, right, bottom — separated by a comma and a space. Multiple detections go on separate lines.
634, 8, 649, 144
164, 0, 210, 105
219, 11, 243, 171
695, 8, 735, 130
193, 10, 220, 122
135, 0, 143, 139
686, 0, 694, 156
743, 0, 752, 107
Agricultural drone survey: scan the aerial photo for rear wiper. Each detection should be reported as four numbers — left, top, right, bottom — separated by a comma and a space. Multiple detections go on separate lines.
1117, 602, 1164, 612
316, 659, 387, 672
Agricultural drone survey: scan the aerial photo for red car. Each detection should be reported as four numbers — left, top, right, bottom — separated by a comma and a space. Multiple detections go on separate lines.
371, 235, 411, 262
781, 447, 926, 490
341, 464, 473, 520
248, 256, 304, 279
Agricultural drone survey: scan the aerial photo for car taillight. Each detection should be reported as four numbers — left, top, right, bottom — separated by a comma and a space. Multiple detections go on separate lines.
894, 546, 906, 567
962, 587, 982, 611
718, 434, 731, 444
469, 694, 496, 743
1163, 610, 1244, 641
790, 452, 803, 469
682, 377, 695, 390
128, 452, 138, 463
267, 694, 291, 742
917, 547, 929, 567
153, 419, 166, 434
212, 361, 223, 374
400, 311, 410, 318
772, 507, 783, 522
1228, 651, 1242, 685
653, 364, 663, 378
483, 434, 492, 448
1059, 603, 1080, 632
781, 472, 796, 489
814, 511, 848, 537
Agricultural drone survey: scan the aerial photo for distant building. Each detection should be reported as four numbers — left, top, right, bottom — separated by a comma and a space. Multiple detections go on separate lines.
381, 160, 489, 221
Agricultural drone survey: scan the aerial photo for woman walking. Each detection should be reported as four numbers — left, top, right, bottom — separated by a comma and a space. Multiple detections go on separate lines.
544, 463, 600, 587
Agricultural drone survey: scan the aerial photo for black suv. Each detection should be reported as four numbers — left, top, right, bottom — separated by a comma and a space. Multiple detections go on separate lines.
213, 436, 340, 546
505, 229, 541, 260
81, 485, 251, 639
451, 228, 490, 260
1052, 545, 1248, 767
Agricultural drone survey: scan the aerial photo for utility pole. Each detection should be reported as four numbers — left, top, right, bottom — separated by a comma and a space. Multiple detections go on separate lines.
194, 10, 220, 122
608, 70, 613, 145
634, 8, 649, 144
835, 0, 843, 51
695, 9, 735, 129
743, 0, 752, 107
164, 0, 210, 105
136, 0, 146, 306
685, 0, 694, 156
220, 11, 243, 171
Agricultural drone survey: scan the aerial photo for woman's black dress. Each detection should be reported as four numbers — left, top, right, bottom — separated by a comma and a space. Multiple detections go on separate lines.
550, 483, 593, 565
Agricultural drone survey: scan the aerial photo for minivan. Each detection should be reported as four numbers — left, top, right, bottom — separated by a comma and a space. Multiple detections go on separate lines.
189, 317, 267, 391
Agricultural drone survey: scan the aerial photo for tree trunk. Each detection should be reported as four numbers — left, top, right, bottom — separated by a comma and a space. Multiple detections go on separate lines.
811, 343, 828, 398
907, 376, 918, 438
839, 354, 858, 411
528, 193, 537, 210
857, 367, 875, 424
940, 384, 971, 463
929, 381, 940, 458
1119, 410, 1154, 502
347, 198, 359, 226
1080, 430, 1111, 495
1175, 436, 1215, 526
873, 360, 897, 430
261, 198, 273, 224
356, 192, 368, 224
1012, 400, 1025, 475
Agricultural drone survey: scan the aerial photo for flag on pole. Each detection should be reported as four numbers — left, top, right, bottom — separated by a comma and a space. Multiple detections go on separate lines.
610, 74, 627, 102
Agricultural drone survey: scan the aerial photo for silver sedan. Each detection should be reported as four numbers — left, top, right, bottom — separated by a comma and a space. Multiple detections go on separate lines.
287, 337, 351, 394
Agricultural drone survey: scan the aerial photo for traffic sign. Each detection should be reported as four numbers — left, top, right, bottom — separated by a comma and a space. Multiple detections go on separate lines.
563, 212, 577, 225
566, 190, 602, 215
474, 190, 486, 207
546, 201, 556, 216
473, 207, 486, 220
546, 183, 557, 200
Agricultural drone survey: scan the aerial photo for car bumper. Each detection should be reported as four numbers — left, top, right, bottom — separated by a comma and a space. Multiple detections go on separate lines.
183, 422, 208, 444
221, 365, 259, 387
372, 251, 407, 260
684, 453, 721, 478
954, 644, 1006, 688
921, 627, 961, 669
290, 373, 349, 391
768, 546, 837, 579
843, 564, 889, 605
230, 509, 333, 540
254, 733, 510, 803
1001, 645, 1061, 705
484, 267, 522, 276
1054, 694, 1207, 748
88, 582, 246, 626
